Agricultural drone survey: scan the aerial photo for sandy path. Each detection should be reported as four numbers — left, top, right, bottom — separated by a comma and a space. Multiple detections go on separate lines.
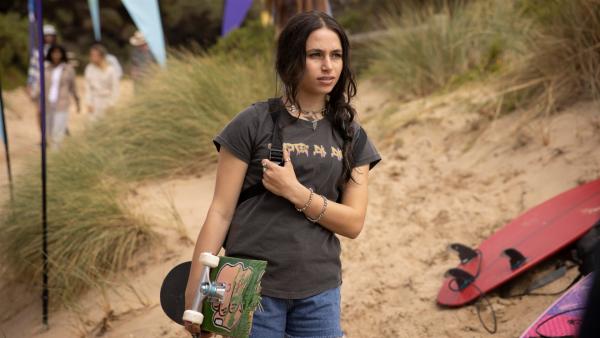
1, 80, 600, 337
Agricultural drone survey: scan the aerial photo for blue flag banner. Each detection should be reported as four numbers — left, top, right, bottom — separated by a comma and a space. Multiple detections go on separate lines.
121, 0, 167, 66
0, 74, 13, 199
28, 0, 36, 54
222, 0, 253, 36
0, 90, 5, 145
88, 0, 101, 41
27, 0, 37, 86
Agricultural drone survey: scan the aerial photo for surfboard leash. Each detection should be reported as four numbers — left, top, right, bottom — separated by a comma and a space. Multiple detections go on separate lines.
502, 264, 582, 299
447, 249, 498, 334
468, 260, 580, 335
472, 283, 498, 334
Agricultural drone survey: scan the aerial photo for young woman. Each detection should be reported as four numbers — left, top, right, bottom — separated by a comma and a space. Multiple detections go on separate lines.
33, 44, 79, 148
185, 11, 380, 338
84, 43, 119, 122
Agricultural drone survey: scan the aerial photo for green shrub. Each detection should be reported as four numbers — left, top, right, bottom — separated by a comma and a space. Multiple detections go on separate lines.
0, 12, 29, 89
210, 20, 275, 62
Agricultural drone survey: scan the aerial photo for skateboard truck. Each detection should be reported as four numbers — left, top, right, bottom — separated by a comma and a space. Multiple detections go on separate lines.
503, 248, 526, 271
445, 268, 475, 291
182, 253, 226, 333
449, 243, 478, 264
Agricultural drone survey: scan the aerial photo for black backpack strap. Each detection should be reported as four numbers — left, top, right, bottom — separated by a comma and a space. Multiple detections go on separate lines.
268, 98, 284, 165
237, 98, 283, 206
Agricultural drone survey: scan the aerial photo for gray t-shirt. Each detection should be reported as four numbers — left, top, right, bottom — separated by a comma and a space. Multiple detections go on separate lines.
213, 98, 381, 299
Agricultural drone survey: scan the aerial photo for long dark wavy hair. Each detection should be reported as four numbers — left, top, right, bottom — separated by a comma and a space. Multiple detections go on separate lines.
276, 10, 358, 188
45, 44, 69, 64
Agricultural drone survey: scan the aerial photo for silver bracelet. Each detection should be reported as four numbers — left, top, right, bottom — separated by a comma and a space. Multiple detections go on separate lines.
296, 187, 314, 212
306, 194, 328, 223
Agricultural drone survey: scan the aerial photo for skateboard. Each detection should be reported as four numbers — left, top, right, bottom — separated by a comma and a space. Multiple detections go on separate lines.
520, 272, 594, 338
160, 253, 267, 337
438, 178, 600, 306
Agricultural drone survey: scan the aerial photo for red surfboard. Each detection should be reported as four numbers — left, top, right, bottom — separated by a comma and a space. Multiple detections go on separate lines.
437, 178, 600, 307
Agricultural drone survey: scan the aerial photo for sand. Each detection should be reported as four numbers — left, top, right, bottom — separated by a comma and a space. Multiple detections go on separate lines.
1, 78, 599, 337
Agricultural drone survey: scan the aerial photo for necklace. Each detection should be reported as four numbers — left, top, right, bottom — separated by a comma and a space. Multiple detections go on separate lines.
288, 104, 327, 131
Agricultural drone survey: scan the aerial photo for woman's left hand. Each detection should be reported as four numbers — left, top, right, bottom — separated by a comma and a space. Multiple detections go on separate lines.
261, 148, 300, 199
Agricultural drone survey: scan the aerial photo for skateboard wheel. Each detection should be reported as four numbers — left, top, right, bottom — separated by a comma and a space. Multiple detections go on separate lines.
199, 252, 219, 268
182, 309, 204, 325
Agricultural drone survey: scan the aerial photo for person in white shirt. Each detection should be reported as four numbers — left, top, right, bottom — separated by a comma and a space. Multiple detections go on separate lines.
32, 44, 79, 148
84, 43, 119, 122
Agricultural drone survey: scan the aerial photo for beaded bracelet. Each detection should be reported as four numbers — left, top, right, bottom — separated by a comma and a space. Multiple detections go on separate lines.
306, 194, 328, 223
296, 187, 314, 212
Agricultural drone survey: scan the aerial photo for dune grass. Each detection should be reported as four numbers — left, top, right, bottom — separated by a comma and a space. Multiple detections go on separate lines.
366, 0, 527, 98
500, 0, 600, 115
0, 50, 274, 305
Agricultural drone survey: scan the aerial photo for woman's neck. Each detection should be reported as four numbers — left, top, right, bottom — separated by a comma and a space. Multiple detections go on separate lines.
284, 91, 328, 122
286, 91, 326, 112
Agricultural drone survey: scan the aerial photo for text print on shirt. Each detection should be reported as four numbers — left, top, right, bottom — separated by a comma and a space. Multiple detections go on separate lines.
269, 142, 344, 161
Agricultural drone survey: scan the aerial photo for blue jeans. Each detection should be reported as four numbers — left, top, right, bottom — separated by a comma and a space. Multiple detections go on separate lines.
250, 287, 343, 338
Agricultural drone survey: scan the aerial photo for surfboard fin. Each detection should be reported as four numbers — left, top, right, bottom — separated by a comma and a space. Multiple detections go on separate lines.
445, 268, 475, 290
503, 248, 527, 271
449, 243, 478, 264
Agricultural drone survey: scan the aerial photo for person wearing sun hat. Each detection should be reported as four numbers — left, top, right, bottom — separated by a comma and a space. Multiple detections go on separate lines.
129, 30, 155, 89
27, 24, 59, 97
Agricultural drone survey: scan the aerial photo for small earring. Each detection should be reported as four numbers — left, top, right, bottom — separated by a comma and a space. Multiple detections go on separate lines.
325, 94, 330, 102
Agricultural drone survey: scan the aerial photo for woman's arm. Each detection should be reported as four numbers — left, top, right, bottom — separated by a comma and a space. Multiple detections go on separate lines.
184, 146, 248, 308
261, 149, 371, 239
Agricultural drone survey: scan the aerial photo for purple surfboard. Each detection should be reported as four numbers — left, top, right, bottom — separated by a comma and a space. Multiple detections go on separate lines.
520, 273, 595, 338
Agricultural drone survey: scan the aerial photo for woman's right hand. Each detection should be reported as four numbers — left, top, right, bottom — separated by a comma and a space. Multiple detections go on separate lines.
183, 321, 213, 337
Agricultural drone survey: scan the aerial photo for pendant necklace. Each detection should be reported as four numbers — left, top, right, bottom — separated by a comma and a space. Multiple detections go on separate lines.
288, 104, 327, 131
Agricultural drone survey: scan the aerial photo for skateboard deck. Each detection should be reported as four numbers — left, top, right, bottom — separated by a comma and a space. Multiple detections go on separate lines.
160, 256, 267, 337
520, 272, 594, 338
437, 178, 600, 306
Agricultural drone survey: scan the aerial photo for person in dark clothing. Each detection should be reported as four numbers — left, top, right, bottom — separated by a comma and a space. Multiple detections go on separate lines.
579, 242, 600, 337
184, 10, 381, 338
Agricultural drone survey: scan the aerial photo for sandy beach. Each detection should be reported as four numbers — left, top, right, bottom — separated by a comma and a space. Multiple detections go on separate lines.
1, 78, 599, 337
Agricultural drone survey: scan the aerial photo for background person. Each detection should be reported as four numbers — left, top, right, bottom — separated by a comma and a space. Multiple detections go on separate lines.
31, 44, 79, 148
84, 43, 119, 122
129, 31, 155, 90
27, 24, 58, 98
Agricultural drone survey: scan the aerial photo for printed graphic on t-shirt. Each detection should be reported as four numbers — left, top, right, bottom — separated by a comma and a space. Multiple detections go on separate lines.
271, 142, 344, 161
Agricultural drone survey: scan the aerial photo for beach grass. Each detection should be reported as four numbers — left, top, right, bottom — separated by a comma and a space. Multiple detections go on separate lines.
0, 48, 274, 305
366, 0, 527, 98
500, 0, 600, 115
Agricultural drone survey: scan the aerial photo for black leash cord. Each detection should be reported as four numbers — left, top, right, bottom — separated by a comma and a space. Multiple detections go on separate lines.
447, 251, 584, 335
503, 264, 581, 299
448, 250, 497, 334
473, 283, 498, 334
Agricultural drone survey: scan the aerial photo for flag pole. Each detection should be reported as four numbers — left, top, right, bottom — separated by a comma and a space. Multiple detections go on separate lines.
0, 79, 13, 201
34, 0, 49, 328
